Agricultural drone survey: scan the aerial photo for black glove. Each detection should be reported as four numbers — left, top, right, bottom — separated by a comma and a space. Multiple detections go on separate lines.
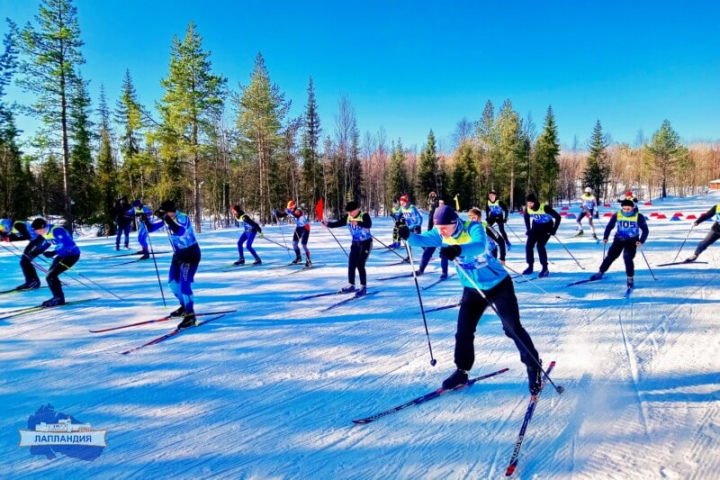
397, 225, 410, 240
550, 230, 557, 237
154, 210, 165, 218
439, 245, 462, 261
43, 250, 57, 258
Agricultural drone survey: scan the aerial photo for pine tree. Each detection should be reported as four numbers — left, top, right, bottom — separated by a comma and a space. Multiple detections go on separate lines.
494, 100, 523, 209
300, 76, 322, 210
583, 120, 611, 200
450, 141, 478, 210
236, 52, 288, 222
157, 21, 226, 232
18, 0, 86, 228
386, 140, 408, 200
647, 120, 683, 198
416, 130, 439, 201
533, 106, 560, 202
97, 85, 116, 229
68, 73, 98, 224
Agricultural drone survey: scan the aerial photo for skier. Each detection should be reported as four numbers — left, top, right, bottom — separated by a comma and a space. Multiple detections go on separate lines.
230, 205, 262, 265
323, 201, 373, 296
286, 200, 311, 267
620, 191, 639, 213
30, 218, 81, 306
398, 194, 423, 262
468, 208, 507, 264
576, 187, 599, 239
417, 198, 449, 278
0, 218, 43, 290
398, 205, 543, 394
388, 198, 404, 249
112, 196, 132, 250
523, 194, 561, 277
683, 203, 720, 262
129, 199, 153, 259
589, 199, 649, 287
485, 190, 511, 249
148, 200, 201, 329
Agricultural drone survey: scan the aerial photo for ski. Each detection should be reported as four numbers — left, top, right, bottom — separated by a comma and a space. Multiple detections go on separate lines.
386, 259, 411, 267
421, 274, 455, 291
352, 367, 510, 425
514, 275, 539, 284
99, 251, 170, 260
378, 273, 413, 282
425, 303, 460, 313
219, 261, 278, 272
0, 298, 100, 321
90, 310, 238, 333
324, 291, 379, 311
656, 260, 708, 267
504, 360, 556, 477
566, 277, 601, 287
111, 257, 151, 267
119, 314, 227, 355
0, 286, 47, 296
287, 263, 324, 275
295, 290, 350, 301
624, 287, 633, 298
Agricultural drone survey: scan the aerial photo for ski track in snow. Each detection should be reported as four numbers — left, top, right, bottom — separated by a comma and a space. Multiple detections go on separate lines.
2, 193, 720, 478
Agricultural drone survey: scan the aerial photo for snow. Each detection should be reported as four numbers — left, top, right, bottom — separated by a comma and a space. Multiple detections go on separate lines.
2, 193, 720, 479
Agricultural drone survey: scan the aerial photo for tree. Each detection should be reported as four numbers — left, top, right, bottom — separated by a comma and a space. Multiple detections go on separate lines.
96, 85, 116, 228
532, 106, 560, 201
386, 140, 408, 200
18, 0, 86, 228
494, 100, 524, 209
157, 21, 226, 232
416, 130, 439, 201
236, 52, 288, 222
647, 120, 684, 198
583, 120, 611, 201
300, 76, 322, 210
68, 72, 98, 224
450, 141, 478, 210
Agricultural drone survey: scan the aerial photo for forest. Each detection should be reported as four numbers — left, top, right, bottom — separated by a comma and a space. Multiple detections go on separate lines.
1, 0, 719, 233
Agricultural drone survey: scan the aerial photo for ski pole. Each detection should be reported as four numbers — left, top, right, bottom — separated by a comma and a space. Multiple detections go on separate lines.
273, 211, 292, 258
454, 262, 565, 395
403, 240, 436, 366
324, 225, 349, 258
0, 242, 67, 284
57, 260, 123, 299
145, 227, 166, 307
552, 235, 585, 270
261, 235, 294, 251
639, 247, 657, 281
504, 264, 562, 299
371, 235, 407, 262
671, 224, 695, 264
504, 222, 525, 244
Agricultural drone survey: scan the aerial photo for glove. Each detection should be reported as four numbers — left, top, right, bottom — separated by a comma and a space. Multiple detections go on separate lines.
142, 216, 152, 228
258, 232, 264, 238
525, 231, 529, 236
43, 250, 57, 258
303, 223, 311, 231
0, 233, 8, 242
397, 225, 410, 240
439, 245, 462, 261
154, 210, 165, 218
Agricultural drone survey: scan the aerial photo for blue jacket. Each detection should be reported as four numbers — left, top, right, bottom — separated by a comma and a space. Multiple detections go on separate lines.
149, 211, 198, 250
37, 224, 81, 256
408, 221, 508, 290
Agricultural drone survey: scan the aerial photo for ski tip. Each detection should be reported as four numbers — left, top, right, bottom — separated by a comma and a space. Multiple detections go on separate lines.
505, 465, 516, 476
351, 419, 368, 425
556, 385, 566, 394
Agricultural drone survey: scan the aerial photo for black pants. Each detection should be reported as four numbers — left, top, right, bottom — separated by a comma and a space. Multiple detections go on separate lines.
525, 229, 551, 266
47, 254, 80, 299
455, 276, 538, 371
292, 228, 310, 259
20, 236, 44, 282
349, 239, 372, 285
600, 238, 638, 276
693, 224, 720, 257
487, 215, 509, 244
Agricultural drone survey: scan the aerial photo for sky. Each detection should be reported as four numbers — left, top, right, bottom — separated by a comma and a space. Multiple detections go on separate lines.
2, 0, 719, 152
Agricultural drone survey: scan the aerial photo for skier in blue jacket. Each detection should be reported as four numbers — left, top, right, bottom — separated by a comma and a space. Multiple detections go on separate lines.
323, 201, 373, 296
129, 199, 153, 259
398, 205, 543, 394
31, 218, 81, 306
231, 205, 263, 265
0, 218, 43, 290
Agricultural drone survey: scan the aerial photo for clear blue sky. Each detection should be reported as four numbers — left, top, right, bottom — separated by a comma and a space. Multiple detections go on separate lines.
2, 0, 719, 151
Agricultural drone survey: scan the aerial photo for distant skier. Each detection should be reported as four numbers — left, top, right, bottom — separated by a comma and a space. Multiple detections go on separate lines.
230, 206, 263, 265
112, 196, 132, 250
576, 187, 599, 239
30, 218, 81, 306
485, 190, 511, 249
468, 208, 507, 264
398, 205, 543, 394
129, 199, 153, 259
323, 201, 373, 296
148, 201, 201, 329
684, 204, 720, 262
286, 200, 311, 267
0, 218, 43, 290
523, 194, 561, 277
388, 198, 404, 249
589, 199, 649, 288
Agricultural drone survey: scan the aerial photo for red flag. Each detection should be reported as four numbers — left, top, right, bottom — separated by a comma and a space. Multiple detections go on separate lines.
315, 198, 324, 222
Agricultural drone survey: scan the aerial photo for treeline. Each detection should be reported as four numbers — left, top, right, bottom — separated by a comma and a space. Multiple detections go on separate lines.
1, 0, 718, 233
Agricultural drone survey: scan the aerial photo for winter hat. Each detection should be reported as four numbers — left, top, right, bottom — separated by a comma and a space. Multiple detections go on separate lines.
433, 205, 459, 226
132, 199, 142, 208
621, 199, 635, 208
345, 201, 359, 212
158, 200, 177, 213
626, 191, 633, 197
526, 193, 538, 204
399, 194, 410, 204
287, 200, 296, 210
429, 191, 437, 197
584, 187, 593, 193
489, 190, 497, 195
31, 218, 47, 230
232, 205, 245, 217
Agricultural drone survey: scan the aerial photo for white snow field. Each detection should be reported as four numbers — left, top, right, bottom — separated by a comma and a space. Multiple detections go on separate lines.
2, 192, 719, 479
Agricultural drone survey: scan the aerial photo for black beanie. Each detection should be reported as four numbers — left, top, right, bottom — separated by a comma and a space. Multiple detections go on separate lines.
159, 200, 177, 213
345, 201, 359, 212
620, 199, 634, 208
31, 218, 47, 230
433, 205, 459, 225
526, 193, 538, 204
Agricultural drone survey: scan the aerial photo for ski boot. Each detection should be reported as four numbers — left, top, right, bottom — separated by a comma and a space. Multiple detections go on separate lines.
442, 369, 469, 389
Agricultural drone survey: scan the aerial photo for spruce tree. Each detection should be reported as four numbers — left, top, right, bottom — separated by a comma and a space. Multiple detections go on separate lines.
300, 76, 322, 209
582, 120, 611, 201
68, 73, 98, 224
386, 140, 408, 200
533, 106, 560, 202
647, 120, 683, 198
97, 85, 116, 229
115, 69, 145, 197
450, 141, 478, 210
416, 130, 439, 201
